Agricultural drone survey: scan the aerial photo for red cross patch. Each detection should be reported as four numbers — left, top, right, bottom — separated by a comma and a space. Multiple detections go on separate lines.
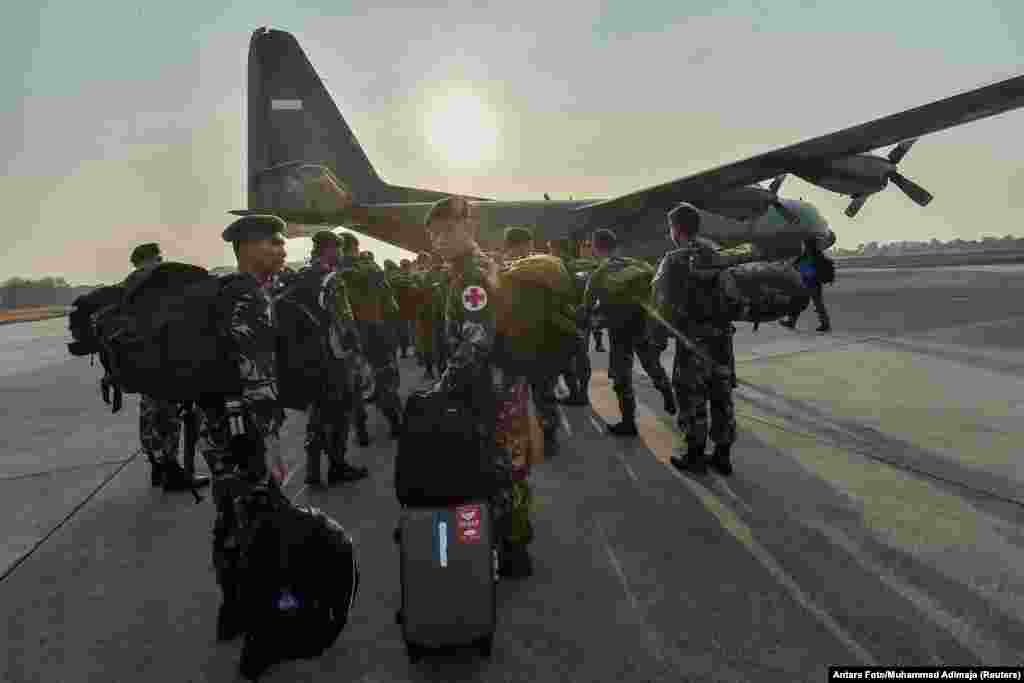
462, 285, 487, 311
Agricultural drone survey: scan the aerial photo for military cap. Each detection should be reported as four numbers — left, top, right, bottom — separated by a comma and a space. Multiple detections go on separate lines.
503, 226, 534, 246
130, 242, 161, 265
667, 203, 699, 234
311, 230, 342, 248
221, 214, 287, 243
339, 232, 359, 251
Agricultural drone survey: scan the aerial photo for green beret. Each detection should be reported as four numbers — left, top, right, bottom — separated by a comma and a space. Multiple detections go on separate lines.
221, 215, 287, 243
130, 243, 161, 265
311, 230, 342, 248
504, 226, 533, 246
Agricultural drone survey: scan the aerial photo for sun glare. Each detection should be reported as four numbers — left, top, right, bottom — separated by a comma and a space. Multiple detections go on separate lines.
426, 90, 499, 169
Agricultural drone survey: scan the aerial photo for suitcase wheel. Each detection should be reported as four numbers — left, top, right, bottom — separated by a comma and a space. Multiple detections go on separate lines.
476, 635, 494, 658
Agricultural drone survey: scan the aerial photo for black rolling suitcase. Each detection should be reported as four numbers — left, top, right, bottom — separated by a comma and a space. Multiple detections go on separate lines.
396, 501, 498, 661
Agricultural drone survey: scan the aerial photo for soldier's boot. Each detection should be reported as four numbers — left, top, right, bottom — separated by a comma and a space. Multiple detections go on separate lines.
709, 443, 733, 476
327, 430, 369, 484
816, 319, 831, 333
657, 382, 677, 416
162, 458, 208, 492
607, 393, 639, 437
146, 453, 163, 487
355, 420, 371, 447
498, 542, 534, 580
181, 451, 210, 488
216, 582, 246, 642
671, 444, 708, 474
304, 446, 325, 488
779, 317, 796, 329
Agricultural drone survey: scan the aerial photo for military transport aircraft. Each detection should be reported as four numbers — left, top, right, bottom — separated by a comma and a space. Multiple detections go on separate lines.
234, 27, 1024, 261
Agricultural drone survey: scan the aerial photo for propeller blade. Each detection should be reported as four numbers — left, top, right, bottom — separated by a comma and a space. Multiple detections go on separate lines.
888, 172, 933, 207
769, 174, 786, 194
771, 199, 800, 224
888, 139, 917, 164
845, 195, 868, 218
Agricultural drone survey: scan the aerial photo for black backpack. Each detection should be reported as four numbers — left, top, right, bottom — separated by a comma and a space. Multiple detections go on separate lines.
273, 267, 348, 411
96, 263, 241, 402
67, 285, 124, 357
395, 383, 497, 507
239, 500, 360, 681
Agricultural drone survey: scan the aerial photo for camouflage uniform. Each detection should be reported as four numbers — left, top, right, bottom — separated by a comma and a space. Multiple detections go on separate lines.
298, 261, 365, 485
195, 270, 290, 642
652, 241, 738, 464
339, 255, 403, 436
559, 264, 595, 404
138, 394, 182, 481
443, 249, 534, 577
584, 256, 674, 431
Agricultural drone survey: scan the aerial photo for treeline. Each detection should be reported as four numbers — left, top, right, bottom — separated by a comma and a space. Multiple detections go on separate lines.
0, 277, 98, 309
832, 234, 1024, 257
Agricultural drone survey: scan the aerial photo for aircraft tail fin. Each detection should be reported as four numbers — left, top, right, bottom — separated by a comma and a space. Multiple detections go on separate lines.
248, 28, 448, 210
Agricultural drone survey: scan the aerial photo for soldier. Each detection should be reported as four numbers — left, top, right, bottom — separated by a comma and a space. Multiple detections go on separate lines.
584, 229, 676, 436
126, 243, 210, 493
779, 237, 833, 332
427, 196, 534, 579
655, 204, 740, 475
412, 253, 438, 378
199, 215, 290, 645
302, 231, 370, 486
558, 243, 594, 406
339, 234, 403, 439
502, 226, 560, 442
383, 259, 413, 359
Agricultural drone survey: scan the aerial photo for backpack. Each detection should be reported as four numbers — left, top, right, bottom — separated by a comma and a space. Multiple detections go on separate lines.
238, 499, 360, 680
67, 285, 124, 357
273, 267, 343, 411
95, 263, 242, 402
493, 255, 580, 377
723, 261, 811, 326
602, 257, 655, 307
340, 261, 394, 322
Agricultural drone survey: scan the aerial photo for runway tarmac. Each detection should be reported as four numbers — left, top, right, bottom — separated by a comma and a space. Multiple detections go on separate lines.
2, 265, 1023, 682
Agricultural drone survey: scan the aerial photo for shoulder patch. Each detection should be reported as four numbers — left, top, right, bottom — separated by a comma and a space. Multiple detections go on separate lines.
462, 285, 488, 312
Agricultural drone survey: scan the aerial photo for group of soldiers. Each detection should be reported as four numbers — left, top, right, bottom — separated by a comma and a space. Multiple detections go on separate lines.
119, 193, 830, 660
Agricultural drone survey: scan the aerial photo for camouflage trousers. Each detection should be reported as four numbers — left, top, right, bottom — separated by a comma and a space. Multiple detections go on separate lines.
492, 376, 534, 549
787, 284, 830, 327
561, 331, 592, 398
305, 358, 353, 477
672, 334, 737, 450
593, 327, 605, 349
357, 321, 403, 426
139, 395, 181, 465
608, 312, 672, 423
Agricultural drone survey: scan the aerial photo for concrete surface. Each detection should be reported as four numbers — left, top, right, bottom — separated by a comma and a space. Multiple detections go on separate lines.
2, 265, 1023, 682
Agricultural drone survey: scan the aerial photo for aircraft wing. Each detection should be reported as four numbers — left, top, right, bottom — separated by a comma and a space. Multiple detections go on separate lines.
578, 73, 1024, 227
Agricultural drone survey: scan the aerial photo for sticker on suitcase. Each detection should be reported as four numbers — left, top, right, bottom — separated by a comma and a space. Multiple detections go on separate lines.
434, 513, 449, 568
456, 505, 483, 544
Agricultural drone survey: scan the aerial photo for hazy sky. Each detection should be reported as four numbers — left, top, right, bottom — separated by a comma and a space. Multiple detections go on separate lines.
4, 1, 1023, 284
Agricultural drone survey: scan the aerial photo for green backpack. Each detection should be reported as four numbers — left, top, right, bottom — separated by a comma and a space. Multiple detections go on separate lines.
495, 255, 580, 376
603, 257, 655, 306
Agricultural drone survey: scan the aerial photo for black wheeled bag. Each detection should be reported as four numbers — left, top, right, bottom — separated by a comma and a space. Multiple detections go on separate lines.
396, 501, 497, 662
394, 383, 497, 507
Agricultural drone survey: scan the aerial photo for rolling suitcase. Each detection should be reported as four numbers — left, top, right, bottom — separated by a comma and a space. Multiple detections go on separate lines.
396, 501, 497, 661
